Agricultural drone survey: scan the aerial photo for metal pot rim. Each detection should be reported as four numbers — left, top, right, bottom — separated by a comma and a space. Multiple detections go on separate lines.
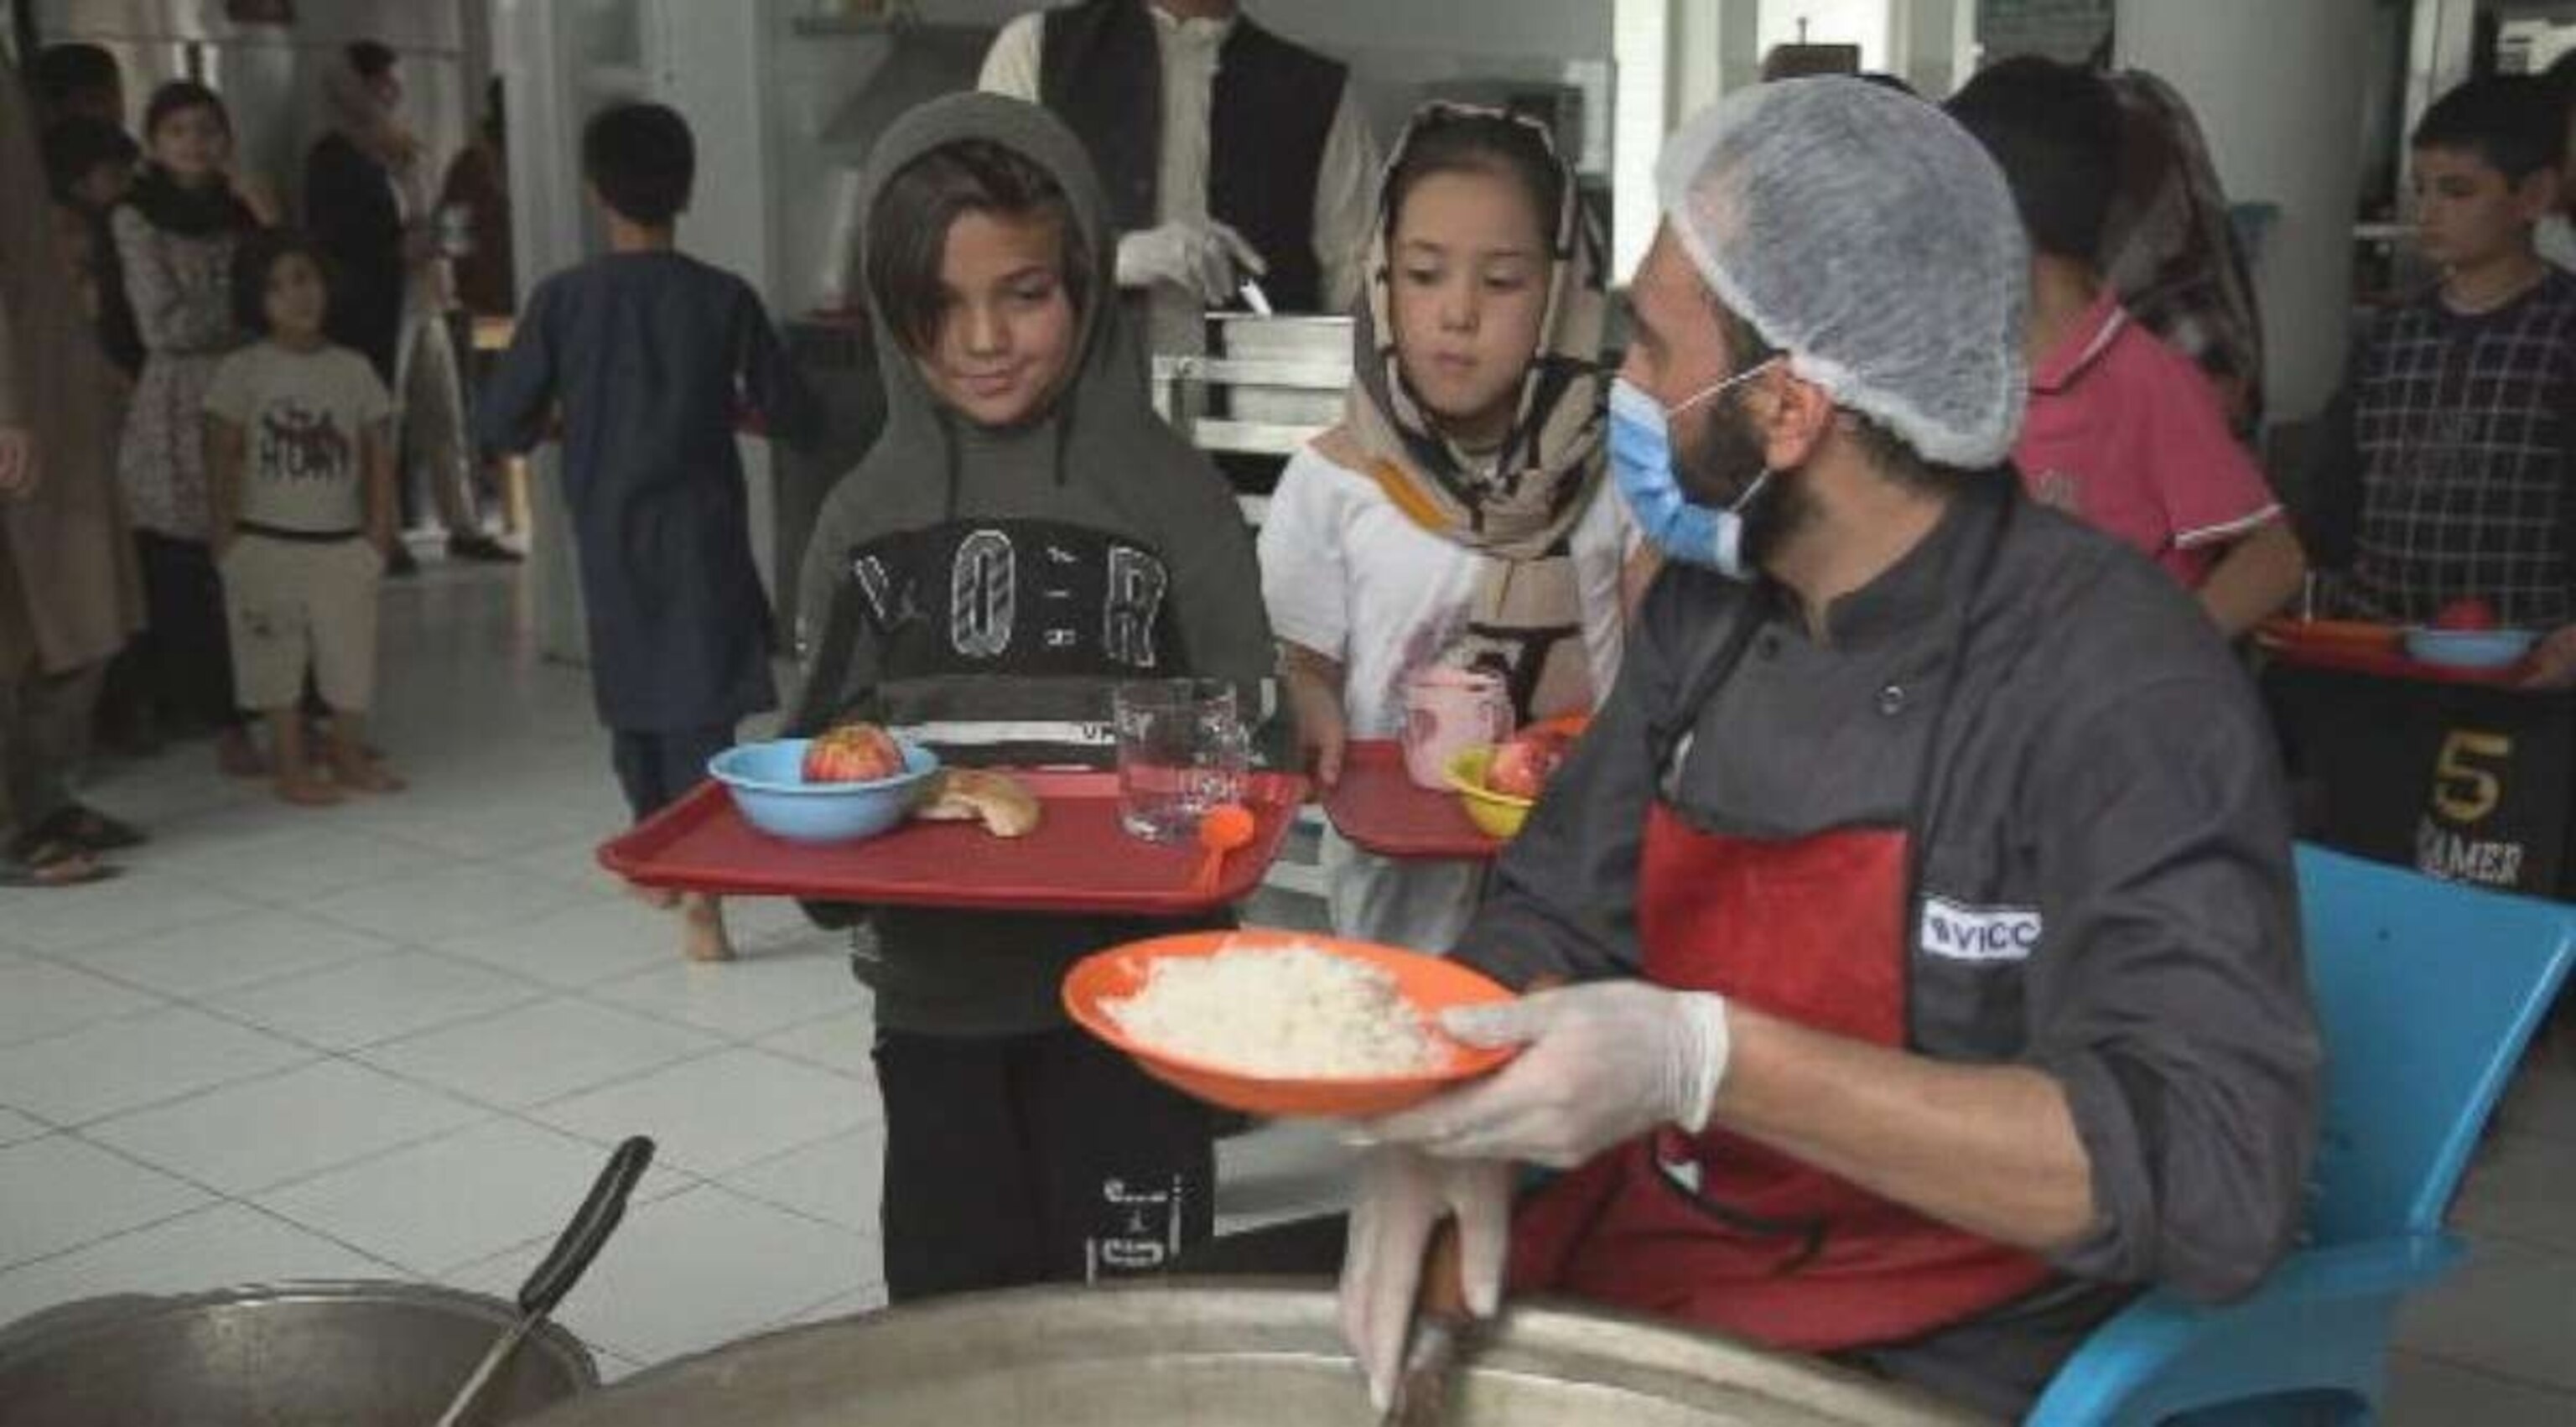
521, 1279, 1992, 1426
0, 1277, 599, 1387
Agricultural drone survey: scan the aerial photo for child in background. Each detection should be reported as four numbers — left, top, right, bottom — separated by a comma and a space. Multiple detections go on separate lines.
479, 102, 815, 961
1949, 57, 2306, 636
2303, 75, 2576, 682
1259, 104, 1627, 954
204, 231, 402, 804
792, 94, 1278, 1301
115, 81, 279, 776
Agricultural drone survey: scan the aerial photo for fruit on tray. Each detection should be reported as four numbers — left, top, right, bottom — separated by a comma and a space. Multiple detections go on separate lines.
801, 723, 906, 784
913, 768, 1042, 838
2431, 598, 2500, 632
1485, 726, 1574, 801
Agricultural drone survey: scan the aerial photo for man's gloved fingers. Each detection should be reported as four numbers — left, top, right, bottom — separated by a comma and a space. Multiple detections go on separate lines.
1440, 996, 1550, 1047
1358, 1085, 1484, 1150
1455, 1177, 1510, 1319
1212, 221, 1268, 275
1440, 1104, 1581, 1169
1338, 1197, 1429, 1414
1191, 251, 1238, 304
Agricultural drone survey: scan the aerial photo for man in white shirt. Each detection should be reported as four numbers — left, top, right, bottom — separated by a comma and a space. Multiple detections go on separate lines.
979, 0, 1380, 355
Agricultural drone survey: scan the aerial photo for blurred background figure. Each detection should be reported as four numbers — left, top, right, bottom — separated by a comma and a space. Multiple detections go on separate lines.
2, 49, 148, 887
305, 40, 514, 573
30, 40, 123, 127
439, 77, 520, 534
2097, 69, 2269, 438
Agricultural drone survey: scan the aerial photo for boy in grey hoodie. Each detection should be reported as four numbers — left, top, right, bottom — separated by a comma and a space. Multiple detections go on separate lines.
792, 94, 1280, 1299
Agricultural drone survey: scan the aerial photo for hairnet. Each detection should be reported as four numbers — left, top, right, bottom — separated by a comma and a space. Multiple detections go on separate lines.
1655, 77, 2029, 469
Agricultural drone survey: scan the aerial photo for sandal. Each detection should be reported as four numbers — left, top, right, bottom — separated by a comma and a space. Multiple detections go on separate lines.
29, 803, 148, 854
0, 838, 118, 888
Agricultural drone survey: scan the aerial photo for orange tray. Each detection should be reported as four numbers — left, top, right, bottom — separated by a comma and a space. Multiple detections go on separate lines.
2257, 625, 2532, 689
1063, 928, 1519, 1118
598, 770, 1309, 914
1321, 741, 1506, 861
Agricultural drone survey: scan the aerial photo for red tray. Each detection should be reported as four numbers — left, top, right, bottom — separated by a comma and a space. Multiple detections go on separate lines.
1322, 740, 1505, 861
597, 769, 1309, 914
2257, 630, 2532, 689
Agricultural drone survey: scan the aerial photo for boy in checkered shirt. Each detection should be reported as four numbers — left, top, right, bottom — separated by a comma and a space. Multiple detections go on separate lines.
2304, 75, 2576, 683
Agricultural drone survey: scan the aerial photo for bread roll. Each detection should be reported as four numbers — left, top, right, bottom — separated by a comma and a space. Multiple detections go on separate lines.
915, 769, 1042, 838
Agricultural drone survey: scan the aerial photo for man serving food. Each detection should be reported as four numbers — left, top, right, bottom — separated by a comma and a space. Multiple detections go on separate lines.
1336, 79, 2321, 1418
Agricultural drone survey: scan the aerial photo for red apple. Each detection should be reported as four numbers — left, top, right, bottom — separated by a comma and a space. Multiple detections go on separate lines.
1486, 729, 1571, 800
2432, 598, 2499, 632
802, 723, 906, 783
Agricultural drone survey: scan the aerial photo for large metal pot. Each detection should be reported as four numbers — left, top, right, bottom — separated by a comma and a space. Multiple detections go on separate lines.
0, 1280, 598, 1426
518, 1283, 1992, 1425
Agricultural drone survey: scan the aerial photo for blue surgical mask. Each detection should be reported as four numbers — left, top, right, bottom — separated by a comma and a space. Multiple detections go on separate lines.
1607, 362, 1780, 580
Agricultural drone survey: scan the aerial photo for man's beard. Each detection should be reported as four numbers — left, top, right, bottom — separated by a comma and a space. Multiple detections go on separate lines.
1674, 385, 1809, 568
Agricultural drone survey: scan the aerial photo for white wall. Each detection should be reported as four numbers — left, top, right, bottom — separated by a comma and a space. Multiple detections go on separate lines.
2117, 0, 2369, 422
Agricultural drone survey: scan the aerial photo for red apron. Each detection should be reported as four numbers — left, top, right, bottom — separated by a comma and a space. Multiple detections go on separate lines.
1505, 808, 2056, 1348
1509, 517, 2053, 1352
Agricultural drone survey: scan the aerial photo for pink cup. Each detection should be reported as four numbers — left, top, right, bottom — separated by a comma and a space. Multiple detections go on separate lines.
1400, 667, 1514, 791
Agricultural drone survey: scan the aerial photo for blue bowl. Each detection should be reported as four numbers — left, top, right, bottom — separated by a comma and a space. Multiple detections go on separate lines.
2403, 628, 2539, 670
707, 738, 941, 844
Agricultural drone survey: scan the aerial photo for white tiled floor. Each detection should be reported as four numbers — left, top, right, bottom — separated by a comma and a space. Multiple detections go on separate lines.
0, 560, 1355, 1380
0, 558, 2568, 1420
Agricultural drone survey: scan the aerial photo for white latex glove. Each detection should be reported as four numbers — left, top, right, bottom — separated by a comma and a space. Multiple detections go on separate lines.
1337, 1146, 1512, 1415
1362, 982, 1732, 1169
0, 426, 35, 498
1114, 218, 1266, 305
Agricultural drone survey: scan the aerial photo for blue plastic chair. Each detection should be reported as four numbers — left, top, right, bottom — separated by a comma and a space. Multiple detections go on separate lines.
2025, 844, 2576, 1425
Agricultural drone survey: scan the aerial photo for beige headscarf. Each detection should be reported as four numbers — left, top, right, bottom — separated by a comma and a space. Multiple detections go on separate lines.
1319, 103, 1609, 721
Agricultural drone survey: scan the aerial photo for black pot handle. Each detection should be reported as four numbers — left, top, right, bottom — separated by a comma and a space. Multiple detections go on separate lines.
517, 1135, 655, 1317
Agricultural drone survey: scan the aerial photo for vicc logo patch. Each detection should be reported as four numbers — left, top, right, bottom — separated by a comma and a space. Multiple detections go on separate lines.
1917, 896, 2043, 963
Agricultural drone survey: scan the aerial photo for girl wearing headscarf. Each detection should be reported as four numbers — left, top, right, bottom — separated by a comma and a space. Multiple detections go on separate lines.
791, 94, 1279, 1302
113, 80, 276, 775
1259, 103, 1629, 953
2097, 70, 2267, 437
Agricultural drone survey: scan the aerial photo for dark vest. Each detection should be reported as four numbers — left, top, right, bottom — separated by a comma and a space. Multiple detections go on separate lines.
1037, 0, 1343, 311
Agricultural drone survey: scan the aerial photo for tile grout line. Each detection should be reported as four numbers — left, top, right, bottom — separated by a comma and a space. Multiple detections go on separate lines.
5, 920, 409, 1006
0, 1123, 422, 1284
2396, 1342, 2576, 1401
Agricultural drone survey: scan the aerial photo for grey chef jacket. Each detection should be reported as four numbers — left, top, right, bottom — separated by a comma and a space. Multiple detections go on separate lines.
1458, 472, 2322, 1415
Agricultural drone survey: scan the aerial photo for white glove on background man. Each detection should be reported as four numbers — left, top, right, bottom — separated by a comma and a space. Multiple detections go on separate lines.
1114, 217, 1266, 305
1364, 982, 1734, 1169
1337, 1147, 1511, 1415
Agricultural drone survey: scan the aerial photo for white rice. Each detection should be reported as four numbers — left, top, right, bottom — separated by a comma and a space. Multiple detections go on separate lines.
1104, 942, 1446, 1077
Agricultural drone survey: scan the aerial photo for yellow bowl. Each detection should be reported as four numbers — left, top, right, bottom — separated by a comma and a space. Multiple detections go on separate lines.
1446, 746, 1533, 840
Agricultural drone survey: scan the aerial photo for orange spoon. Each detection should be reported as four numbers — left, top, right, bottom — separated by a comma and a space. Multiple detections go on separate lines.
1191, 803, 1257, 897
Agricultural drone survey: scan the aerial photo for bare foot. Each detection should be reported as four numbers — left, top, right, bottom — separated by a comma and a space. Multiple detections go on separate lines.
276, 775, 345, 807
679, 893, 734, 963
216, 727, 267, 778
335, 759, 408, 793
623, 879, 681, 911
